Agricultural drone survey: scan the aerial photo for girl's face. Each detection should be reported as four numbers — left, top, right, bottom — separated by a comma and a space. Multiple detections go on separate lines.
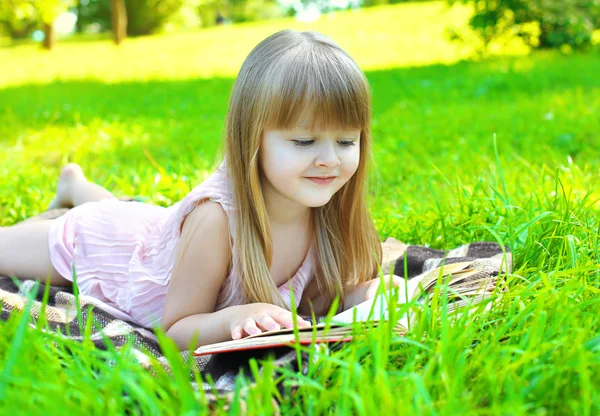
258, 126, 361, 210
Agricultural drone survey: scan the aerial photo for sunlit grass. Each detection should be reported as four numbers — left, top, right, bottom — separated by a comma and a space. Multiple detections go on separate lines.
0, 1, 530, 87
1, 0, 600, 413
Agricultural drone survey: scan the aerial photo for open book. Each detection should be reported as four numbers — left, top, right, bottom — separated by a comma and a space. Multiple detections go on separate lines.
193, 260, 502, 356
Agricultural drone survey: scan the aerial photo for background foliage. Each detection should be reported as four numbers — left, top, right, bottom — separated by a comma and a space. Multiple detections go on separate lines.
449, 0, 600, 51
0, 0, 73, 37
4, 0, 597, 47
1, 1, 600, 413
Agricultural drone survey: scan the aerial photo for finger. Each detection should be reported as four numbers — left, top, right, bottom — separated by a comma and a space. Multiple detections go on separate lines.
242, 318, 262, 336
287, 315, 311, 328
380, 275, 406, 289
390, 276, 410, 292
391, 275, 405, 286
231, 326, 243, 340
270, 312, 310, 329
255, 314, 281, 332
297, 318, 312, 328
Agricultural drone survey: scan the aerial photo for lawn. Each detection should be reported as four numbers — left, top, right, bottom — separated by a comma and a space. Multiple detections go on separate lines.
1, 0, 600, 413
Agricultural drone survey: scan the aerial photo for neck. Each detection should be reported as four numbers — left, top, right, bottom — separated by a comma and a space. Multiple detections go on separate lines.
261, 185, 311, 227
266, 197, 312, 227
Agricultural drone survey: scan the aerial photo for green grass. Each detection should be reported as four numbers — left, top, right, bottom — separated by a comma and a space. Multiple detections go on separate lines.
1, 0, 600, 413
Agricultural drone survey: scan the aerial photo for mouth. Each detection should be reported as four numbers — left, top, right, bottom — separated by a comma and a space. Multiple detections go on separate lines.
304, 176, 337, 185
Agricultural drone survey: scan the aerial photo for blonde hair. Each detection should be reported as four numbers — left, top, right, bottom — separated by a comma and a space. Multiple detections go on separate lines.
216, 29, 381, 314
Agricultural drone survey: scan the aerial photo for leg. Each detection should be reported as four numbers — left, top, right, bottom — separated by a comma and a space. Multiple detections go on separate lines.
48, 163, 117, 209
0, 220, 71, 286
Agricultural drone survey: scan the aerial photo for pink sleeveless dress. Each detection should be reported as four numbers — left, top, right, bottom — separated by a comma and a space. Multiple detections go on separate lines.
47, 159, 315, 328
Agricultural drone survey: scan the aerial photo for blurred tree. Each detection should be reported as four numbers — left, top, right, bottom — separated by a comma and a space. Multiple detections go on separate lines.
449, 0, 600, 50
197, 0, 284, 27
197, 0, 228, 27
164, 0, 201, 30
229, 0, 283, 23
0, 0, 38, 38
0, 0, 73, 48
74, 0, 111, 32
124, 0, 186, 35
75, 0, 186, 35
110, 0, 126, 43
36, 0, 74, 48
359, 0, 388, 7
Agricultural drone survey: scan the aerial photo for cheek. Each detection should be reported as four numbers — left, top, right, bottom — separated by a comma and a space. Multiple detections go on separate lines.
260, 147, 304, 183
341, 150, 360, 178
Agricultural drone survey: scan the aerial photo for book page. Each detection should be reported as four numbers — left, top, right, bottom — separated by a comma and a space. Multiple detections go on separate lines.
226, 278, 420, 342
331, 275, 422, 324
194, 264, 496, 355
417, 261, 475, 293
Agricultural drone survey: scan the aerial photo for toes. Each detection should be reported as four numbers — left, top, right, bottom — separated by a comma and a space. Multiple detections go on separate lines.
49, 163, 84, 210
60, 163, 85, 181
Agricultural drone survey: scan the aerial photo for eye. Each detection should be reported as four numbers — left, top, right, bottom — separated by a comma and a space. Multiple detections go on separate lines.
292, 139, 358, 147
292, 139, 315, 147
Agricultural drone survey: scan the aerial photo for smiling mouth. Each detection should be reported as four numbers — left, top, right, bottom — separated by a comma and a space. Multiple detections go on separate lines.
305, 176, 337, 184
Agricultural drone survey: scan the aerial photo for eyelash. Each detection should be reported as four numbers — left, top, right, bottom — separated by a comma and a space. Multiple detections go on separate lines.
292, 139, 356, 147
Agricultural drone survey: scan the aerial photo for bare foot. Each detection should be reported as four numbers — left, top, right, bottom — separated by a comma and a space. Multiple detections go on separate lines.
47, 163, 87, 210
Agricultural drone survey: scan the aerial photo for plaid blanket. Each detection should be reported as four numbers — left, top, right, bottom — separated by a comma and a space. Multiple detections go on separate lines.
0, 206, 511, 407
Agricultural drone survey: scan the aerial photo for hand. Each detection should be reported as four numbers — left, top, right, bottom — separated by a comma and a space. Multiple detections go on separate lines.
364, 275, 406, 301
345, 275, 406, 309
229, 303, 312, 340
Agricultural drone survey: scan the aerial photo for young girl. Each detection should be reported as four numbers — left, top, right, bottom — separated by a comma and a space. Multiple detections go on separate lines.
0, 30, 401, 350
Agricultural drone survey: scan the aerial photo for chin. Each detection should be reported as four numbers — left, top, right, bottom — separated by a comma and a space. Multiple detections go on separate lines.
300, 196, 334, 208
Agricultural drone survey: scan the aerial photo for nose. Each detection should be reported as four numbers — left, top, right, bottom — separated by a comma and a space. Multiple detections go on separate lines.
315, 140, 341, 169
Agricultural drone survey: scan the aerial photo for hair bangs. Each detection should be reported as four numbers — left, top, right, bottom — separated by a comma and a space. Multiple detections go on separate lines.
262, 47, 370, 133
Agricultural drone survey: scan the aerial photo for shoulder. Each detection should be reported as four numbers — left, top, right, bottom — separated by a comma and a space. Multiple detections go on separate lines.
183, 200, 229, 228
173, 166, 234, 233
179, 198, 230, 235
178, 200, 233, 268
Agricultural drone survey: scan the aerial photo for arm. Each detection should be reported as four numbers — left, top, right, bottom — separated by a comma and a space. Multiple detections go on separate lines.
297, 275, 372, 316
160, 201, 309, 350
343, 274, 406, 310
298, 274, 406, 316
166, 303, 310, 350
297, 275, 386, 316
160, 201, 233, 350
164, 305, 245, 349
